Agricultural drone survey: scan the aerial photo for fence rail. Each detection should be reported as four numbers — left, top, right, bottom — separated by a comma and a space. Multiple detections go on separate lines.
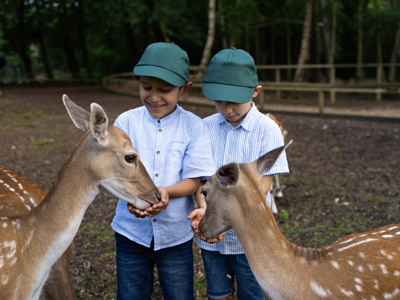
103, 63, 400, 116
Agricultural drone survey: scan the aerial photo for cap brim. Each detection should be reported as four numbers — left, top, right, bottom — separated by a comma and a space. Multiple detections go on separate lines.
202, 83, 254, 104
134, 65, 186, 87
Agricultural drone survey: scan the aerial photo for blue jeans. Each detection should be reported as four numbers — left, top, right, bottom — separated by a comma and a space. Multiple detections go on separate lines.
201, 249, 265, 300
115, 232, 195, 300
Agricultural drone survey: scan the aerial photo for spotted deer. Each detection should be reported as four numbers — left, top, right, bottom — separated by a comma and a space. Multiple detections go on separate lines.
199, 142, 400, 300
266, 113, 287, 214
0, 95, 160, 300
0, 164, 75, 299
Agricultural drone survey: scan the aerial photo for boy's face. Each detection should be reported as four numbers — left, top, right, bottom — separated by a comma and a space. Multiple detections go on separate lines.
140, 76, 191, 119
214, 100, 252, 127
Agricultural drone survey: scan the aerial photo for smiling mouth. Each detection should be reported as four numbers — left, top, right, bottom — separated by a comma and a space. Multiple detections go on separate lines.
146, 100, 166, 109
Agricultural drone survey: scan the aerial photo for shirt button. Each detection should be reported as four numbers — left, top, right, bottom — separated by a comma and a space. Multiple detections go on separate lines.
159, 129, 162, 132
157, 120, 160, 123
156, 151, 160, 154
226, 154, 229, 157
155, 173, 159, 177
153, 219, 157, 222
230, 130, 233, 133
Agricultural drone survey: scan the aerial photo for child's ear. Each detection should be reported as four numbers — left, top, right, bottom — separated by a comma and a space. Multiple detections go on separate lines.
253, 85, 262, 98
180, 82, 193, 96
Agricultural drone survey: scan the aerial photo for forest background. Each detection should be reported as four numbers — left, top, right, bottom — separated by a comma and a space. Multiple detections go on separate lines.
1, 0, 400, 83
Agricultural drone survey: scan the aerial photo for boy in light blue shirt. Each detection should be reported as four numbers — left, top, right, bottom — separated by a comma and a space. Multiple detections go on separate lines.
188, 48, 289, 300
112, 42, 215, 300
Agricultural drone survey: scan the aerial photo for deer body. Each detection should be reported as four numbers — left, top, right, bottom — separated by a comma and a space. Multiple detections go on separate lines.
0, 95, 160, 300
199, 143, 400, 300
0, 163, 75, 300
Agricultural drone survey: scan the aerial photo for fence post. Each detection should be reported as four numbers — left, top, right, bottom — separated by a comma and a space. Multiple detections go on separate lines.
330, 66, 336, 104
275, 68, 281, 100
376, 64, 382, 102
318, 91, 325, 116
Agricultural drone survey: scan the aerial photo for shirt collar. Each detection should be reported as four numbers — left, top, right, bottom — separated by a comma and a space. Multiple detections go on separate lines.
146, 104, 181, 125
218, 102, 258, 132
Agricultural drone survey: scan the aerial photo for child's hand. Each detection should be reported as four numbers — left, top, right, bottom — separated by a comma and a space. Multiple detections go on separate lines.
187, 208, 205, 236
127, 203, 150, 218
145, 187, 169, 218
200, 231, 227, 244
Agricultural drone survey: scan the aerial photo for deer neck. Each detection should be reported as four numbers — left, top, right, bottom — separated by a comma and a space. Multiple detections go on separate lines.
18, 134, 99, 283
230, 191, 325, 300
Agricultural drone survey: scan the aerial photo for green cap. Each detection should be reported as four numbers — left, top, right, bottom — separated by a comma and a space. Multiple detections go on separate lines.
202, 48, 259, 104
134, 42, 190, 87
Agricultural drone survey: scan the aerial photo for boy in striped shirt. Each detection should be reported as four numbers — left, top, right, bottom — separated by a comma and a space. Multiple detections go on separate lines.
188, 48, 289, 300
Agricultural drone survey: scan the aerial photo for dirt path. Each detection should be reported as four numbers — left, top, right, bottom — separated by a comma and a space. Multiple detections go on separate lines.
0, 84, 399, 299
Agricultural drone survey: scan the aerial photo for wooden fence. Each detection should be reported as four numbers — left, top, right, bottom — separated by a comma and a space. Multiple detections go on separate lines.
103, 63, 400, 116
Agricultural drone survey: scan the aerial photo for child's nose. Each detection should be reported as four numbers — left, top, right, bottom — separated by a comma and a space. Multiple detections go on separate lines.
150, 91, 161, 102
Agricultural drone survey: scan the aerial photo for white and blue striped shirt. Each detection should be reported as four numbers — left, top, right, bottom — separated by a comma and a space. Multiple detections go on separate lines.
195, 103, 289, 254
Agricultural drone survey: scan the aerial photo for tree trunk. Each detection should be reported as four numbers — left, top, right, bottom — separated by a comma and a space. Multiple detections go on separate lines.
229, 0, 241, 48
373, 0, 386, 82
329, 0, 337, 65
309, 0, 320, 83
389, 0, 400, 82
294, 0, 313, 82
15, 0, 34, 79
36, 1, 53, 79
357, 0, 364, 80
197, 0, 216, 78
76, 0, 94, 78
320, 0, 331, 66
219, 0, 228, 49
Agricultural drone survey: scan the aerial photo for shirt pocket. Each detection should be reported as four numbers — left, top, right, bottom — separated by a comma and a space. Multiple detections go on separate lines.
166, 141, 187, 175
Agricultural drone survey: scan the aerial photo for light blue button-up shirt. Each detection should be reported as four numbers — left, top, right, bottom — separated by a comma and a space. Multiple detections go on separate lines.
195, 103, 289, 254
111, 105, 215, 251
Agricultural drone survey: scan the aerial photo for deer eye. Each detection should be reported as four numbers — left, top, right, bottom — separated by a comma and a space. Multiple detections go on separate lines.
125, 154, 137, 163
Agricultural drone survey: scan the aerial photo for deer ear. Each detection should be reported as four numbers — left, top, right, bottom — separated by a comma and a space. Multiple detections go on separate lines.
63, 94, 90, 132
256, 140, 293, 176
216, 162, 240, 188
90, 103, 109, 145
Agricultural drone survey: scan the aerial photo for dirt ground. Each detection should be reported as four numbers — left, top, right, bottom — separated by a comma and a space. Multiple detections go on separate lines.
0, 84, 399, 299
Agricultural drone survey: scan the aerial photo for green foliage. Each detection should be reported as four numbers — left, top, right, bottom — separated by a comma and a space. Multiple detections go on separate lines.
0, 0, 399, 80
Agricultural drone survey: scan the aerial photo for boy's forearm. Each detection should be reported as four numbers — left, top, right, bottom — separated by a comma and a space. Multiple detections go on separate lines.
164, 177, 201, 199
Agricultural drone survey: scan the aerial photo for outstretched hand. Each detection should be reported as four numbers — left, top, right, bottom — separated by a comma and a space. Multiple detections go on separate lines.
187, 208, 205, 236
200, 231, 227, 244
127, 187, 169, 218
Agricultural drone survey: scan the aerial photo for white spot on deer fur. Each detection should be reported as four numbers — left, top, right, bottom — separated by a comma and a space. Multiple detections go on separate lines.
24, 204, 31, 211
5, 240, 16, 259
380, 264, 388, 274
0, 256, 4, 269
23, 190, 28, 194
358, 265, 363, 272
8, 257, 17, 266
339, 288, 354, 296
9, 187, 15, 192
355, 285, 362, 292
340, 237, 356, 244
348, 260, 354, 266
22, 230, 34, 252
0, 180, 3, 183
3, 183, 9, 188
331, 261, 339, 269
368, 264, 374, 270
29, 197, 36, 206
1, 275, 8, 285
2, 222, 7, 228
354, 278, 362, 284
383, 235, 394, 238
18, 183, 23, 190
396, 232, 400, 235
388, 226, 398, 230
394, 271, 400, 276
310, 281, 331, 297
359, 252, 365, 258
379, 230, 386, 233
383, 288, 400, 299
337, 239, 378, 251
374, 279, 379, 289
